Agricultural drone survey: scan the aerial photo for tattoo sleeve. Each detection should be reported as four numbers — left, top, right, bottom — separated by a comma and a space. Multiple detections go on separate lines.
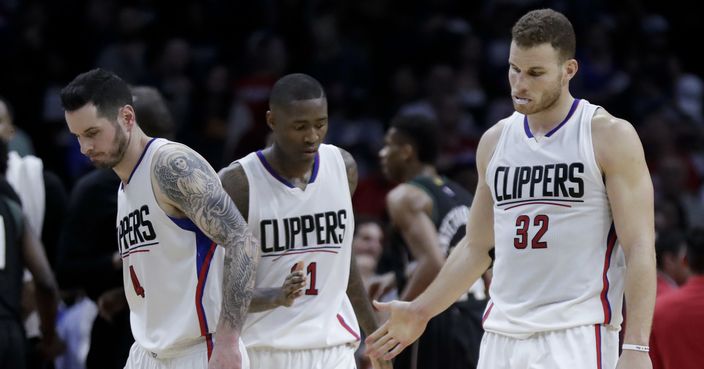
153, 145, 260, 333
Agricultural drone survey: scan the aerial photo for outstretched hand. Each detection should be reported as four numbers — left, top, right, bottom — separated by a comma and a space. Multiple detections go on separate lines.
365, 300, 429, 361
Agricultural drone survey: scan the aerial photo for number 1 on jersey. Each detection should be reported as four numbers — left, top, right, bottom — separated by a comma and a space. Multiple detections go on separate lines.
291, 262, 319, 295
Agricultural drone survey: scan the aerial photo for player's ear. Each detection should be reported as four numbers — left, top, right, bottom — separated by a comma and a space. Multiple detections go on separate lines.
266, 110, 276, 131
400, 143, 414, 161
120, 105, 137, 131
266, 110, 275, 131
563, 59, 578, 83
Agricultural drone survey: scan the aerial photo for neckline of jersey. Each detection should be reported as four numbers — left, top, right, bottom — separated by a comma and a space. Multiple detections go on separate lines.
255, 150, 320, 189
523, 99, 581, 139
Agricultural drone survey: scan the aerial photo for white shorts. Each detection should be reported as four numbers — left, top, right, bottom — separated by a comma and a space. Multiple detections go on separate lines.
124, 339, 249, 369
247, 344, 357, 369
477, 325, 618, 369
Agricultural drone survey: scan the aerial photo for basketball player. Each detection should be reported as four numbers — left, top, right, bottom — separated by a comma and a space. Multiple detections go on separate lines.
379, 114, 485, 369
61, 68, 258, 369
0, 139, 64, 369
219, 73, 391, 369
367, 9, 655, 369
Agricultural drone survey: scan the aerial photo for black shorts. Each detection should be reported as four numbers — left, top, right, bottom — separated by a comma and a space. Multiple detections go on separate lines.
0, 318, 26, 369
395, 296, 487, 369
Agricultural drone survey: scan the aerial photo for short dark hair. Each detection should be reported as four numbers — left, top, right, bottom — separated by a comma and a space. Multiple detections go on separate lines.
269, 73, 325, 109
511, 9, 576, 62
390, 114, 439, 165
655, 230, 686, 269
131, 86, 175, 139
687, 228, 704, 274
60, 68, 133, 122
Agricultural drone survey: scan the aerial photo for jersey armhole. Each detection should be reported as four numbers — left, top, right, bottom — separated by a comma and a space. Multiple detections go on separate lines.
484, 120, 512, 183
583, 106, 605, 183
407, 179, 438, 224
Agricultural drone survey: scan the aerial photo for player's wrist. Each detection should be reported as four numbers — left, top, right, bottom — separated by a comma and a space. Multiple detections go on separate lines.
408, 300, 432, 323
622, 343, 649, 353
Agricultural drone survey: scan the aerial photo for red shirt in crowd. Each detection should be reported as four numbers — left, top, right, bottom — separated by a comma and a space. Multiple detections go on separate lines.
650, 275, 704, 369
656, 272, 678, 298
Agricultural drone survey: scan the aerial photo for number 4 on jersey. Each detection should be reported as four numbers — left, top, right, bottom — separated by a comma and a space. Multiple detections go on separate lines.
291, 262, 319, 295
129, 265, 145, 298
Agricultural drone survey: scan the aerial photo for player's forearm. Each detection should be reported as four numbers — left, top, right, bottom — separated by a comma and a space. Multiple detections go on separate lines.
216, 231, 260, 338
34, 280, 60, 340
622, 241, 656, 344
248, 288, 284, 313
347, 256, 379, 335
399, 257, 442, 301
412, 239, 491, 320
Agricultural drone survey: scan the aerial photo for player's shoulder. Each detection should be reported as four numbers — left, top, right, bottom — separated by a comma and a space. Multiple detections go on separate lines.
591, 108, 640, 150
218, 161, 250, 218
218, 161, 249, 190
332, 145, 357, 172
386, 182, 431, 212
591, 107, 644, 171
591, 108, 636, 138
476, 118, 511, 170
151, 140, 207, 165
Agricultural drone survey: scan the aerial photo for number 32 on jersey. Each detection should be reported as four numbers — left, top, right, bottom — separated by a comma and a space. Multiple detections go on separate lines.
514, 214, 550, 249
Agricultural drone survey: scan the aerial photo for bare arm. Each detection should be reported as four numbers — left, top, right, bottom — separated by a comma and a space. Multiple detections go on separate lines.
386, 185, 444, 301
366, 122, 504, 360
153, 145, 259, 358
219, 162, 307, 313
340, 147, 392, 369
594, 112, 655, 358
340, 148, 378, 333
22, 218, 62, 355
411, 172, 494, 318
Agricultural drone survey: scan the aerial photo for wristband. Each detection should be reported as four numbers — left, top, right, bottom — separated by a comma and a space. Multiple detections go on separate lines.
622, 344, 649, 353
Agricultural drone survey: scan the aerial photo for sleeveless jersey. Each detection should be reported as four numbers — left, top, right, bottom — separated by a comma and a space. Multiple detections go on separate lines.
484, 99, 626, 337
408, 176, 473, 256
390, 176, 483, 297
239, 144, 360, 350
117, 138, 224, 356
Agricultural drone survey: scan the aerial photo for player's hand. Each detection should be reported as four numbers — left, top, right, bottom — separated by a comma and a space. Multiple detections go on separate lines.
98, 287, 128, 322
37, 332, 66, 360
615, 350, 652, 369
370, 356, 394, 369
367, 272, 396, 301
365, 300, 428, 361
278, 261, 306, 307
209, 339, 244, 369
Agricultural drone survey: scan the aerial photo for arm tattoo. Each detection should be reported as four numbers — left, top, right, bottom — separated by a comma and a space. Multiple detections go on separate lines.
339, 148, 358, 195
154, 146, 260, 332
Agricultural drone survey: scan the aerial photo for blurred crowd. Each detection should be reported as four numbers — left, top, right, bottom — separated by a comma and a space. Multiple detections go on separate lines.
1, 0, 703, 368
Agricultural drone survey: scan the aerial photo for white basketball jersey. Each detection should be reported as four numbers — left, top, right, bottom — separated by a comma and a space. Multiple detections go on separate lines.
239, 144, 360, 350
117, 138, 224, 356
485, 99, 626, 337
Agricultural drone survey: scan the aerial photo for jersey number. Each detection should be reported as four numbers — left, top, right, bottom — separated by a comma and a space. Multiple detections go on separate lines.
129, 265, 145, 298
291, 262, 319, 295
514, 214, 549, 249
